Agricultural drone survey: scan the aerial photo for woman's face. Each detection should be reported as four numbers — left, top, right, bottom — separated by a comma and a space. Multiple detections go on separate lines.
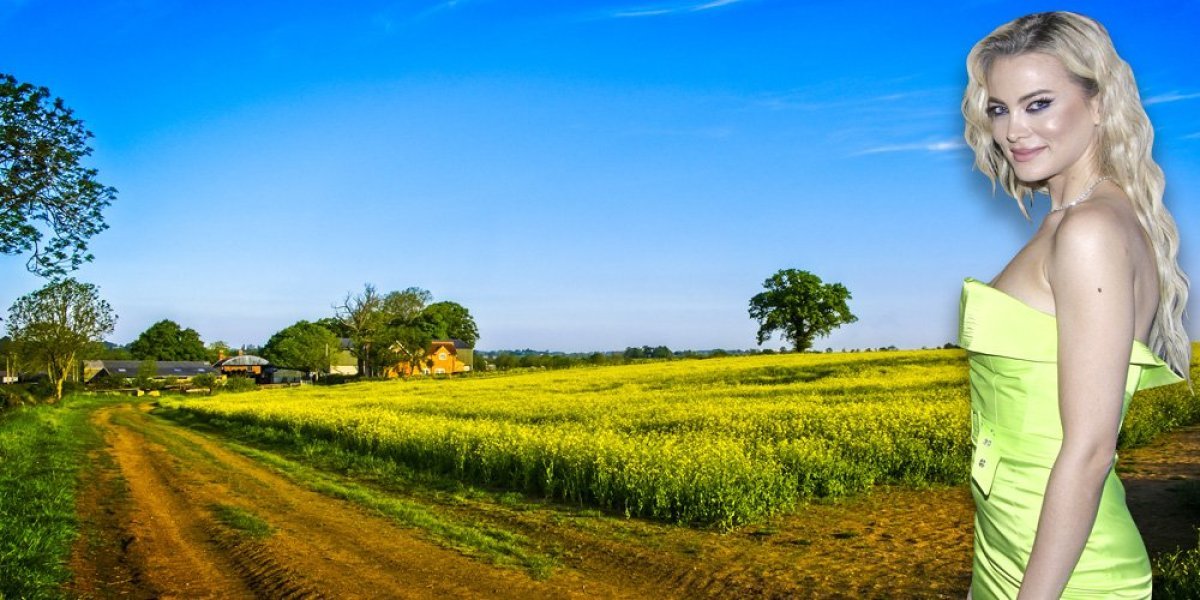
985, 52, 1101, 184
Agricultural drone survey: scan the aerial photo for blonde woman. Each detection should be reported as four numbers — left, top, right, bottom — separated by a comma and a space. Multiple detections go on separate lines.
958, 11, 1191, 599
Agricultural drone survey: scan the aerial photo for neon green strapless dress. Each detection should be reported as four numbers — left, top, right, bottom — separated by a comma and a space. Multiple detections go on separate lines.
958, 277, 1183, 599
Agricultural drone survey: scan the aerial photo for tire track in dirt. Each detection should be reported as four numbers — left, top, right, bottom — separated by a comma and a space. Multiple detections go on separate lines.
68, 403, 636, 598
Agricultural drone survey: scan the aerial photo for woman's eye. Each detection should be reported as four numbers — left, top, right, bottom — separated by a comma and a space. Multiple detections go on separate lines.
1028, 98, 1052, 112
986, 105, 1007, 118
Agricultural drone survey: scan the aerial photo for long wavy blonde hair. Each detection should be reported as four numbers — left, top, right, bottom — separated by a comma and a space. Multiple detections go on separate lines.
962, 11, 1192, 385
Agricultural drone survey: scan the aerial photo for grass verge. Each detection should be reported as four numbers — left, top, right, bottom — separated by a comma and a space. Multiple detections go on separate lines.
0, 397, 108, 599
209, 503, 274, 539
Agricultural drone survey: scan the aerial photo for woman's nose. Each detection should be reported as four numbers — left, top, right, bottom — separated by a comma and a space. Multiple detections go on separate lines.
1005, 115, 1030, 142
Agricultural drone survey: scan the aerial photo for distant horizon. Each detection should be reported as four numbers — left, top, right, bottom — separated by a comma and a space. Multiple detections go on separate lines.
92, 335, 936, 357
2, 1, 1198, 353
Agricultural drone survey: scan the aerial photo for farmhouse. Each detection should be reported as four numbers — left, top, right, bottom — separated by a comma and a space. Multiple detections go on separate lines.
390, 339, 474, 377
84, 360, 216, 384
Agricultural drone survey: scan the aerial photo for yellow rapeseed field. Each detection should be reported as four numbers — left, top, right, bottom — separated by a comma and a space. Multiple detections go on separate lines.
164, 347, 1198, 529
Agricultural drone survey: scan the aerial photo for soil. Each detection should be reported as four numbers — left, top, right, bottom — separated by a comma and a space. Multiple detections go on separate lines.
64, 403, 1199, 599
1119, 422, 1200, 556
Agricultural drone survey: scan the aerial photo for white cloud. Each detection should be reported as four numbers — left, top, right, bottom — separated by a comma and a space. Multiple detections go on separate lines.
854, 140, 966, 156
1183, 132, 1200, 140
611, 0, 747, 18
1144, 91, 1200, 105
754, 87, 955, 112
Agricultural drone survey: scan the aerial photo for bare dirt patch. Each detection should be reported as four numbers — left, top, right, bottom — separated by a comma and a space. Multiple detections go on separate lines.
1120, 423, 1200, 555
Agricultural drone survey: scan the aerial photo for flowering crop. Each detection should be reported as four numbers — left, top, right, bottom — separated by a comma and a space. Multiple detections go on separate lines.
165, 347, 1196, 529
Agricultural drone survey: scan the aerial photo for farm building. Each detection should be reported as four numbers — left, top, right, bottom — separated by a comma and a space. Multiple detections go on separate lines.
84, 360, 216, 384
389, 339, 473, 377
214, 354, 303, 384
214, 354, 270, 377
331, 338, 358, 376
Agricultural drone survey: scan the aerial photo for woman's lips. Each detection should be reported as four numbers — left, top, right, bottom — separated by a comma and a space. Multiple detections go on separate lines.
1010, 146, 1045, 162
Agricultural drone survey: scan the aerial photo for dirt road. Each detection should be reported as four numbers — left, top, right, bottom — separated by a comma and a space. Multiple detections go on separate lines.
64, 403, 1197, 599
67, 403, 628, 599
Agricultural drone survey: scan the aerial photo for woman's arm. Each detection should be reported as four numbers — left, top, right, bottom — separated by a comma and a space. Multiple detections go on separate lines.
1017, 203, 1137, 599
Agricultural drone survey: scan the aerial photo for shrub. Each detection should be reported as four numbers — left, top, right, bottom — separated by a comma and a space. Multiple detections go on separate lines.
90, 375, 127, 390
221, 376, 257, 394
189, 373, 221, 392
315, 373, 356, 386
0, 385, 35, 409
1154, 530, 1200, 600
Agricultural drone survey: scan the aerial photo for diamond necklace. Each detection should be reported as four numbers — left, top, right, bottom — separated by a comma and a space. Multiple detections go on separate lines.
1048, 176, 1111, 214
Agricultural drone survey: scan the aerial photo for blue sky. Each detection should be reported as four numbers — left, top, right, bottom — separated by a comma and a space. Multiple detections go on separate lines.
1, 0, 1197, 352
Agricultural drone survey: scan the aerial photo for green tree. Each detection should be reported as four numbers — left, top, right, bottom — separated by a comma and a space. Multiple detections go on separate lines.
313, 317, 351, 339
128, 319, 207, 361
382, 287, 432, 324
473, 352, 490, 372
1, 73, 117, 277
261, 320, 341, 375
5, 278, 116, 401
205, 340, 232, 363
131, 358, 159, 390
494, 352, 518, 370
418, 301, 479, 346
748, 269, 857, 352
380, 320, 436, 377
80, 341, 131, 360
334, 284, 385, 377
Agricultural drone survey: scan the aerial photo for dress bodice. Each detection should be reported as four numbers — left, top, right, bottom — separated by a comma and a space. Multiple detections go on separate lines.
957, 277, 1183, 495
958, 277, 1181, 394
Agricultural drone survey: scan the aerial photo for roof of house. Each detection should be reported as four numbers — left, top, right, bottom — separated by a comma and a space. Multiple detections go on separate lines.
432, 339, 471, 350
86, 360, 216, 378
214, 355, 271, 367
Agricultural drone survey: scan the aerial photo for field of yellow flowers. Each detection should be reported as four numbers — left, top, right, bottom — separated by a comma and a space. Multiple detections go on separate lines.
163, 348, 1198, 529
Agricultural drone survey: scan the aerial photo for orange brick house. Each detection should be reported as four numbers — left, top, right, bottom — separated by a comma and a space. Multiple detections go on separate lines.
389, 339, 473, 377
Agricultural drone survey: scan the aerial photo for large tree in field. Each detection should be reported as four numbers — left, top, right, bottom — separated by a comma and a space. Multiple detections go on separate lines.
129, 319, 207, 361
5, 278, 116, 401
1, 73, 117, 277
748, 269, 857, 352
261, 320, 341, 375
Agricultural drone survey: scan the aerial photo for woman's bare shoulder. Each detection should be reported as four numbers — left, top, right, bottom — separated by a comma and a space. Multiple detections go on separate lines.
1050, 197, 1133, 257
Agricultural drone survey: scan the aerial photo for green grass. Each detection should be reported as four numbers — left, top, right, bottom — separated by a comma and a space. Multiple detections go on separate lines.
0, 397, 108, 599
209, 503, 273, 539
